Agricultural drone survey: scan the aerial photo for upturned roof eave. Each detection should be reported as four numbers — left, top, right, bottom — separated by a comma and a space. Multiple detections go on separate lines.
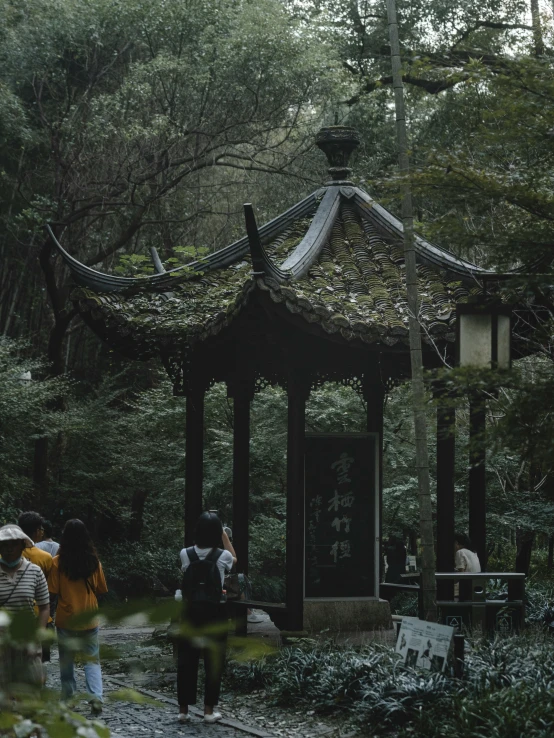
48, 177, 507, 297
46, 191, 319, 294
245, 185, 342, 283
352, 188, 503, 282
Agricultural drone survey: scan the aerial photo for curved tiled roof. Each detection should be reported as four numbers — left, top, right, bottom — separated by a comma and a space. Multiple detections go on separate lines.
50, 124, 505, 357
68, 187, 482, 356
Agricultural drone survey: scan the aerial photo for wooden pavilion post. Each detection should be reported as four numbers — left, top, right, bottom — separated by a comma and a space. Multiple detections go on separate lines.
469, 395, 487, 569
286, 371, 310, 631
184, 377, 205, 546
228, 377, 255, 576
364, 374, 385, 586
436, 394, 456, 599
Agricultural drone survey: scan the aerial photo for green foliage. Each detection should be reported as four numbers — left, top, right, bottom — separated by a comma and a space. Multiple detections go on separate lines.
248, 515, 286, 601
1, 0, 552, 596
524, 580, 554, 625
99, 542, 181, 597
0, 339, 67, 518
0, 0, 338, 277
227, 640, 452, 729
389, 592, 419, 617
228, 630, 554, 737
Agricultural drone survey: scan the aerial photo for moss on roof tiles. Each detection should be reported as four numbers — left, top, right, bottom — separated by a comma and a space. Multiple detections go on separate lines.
72, 196, 474, 351
264, 200, 471, 345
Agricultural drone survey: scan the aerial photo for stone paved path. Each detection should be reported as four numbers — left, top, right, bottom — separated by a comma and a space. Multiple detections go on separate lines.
43, 618, 374, 738
46, 644, 273, 738
46, 667, 272, 738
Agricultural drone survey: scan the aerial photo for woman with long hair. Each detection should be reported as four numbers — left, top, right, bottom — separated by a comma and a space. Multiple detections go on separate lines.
177, 511, 236, 724
48, 519, 108, 715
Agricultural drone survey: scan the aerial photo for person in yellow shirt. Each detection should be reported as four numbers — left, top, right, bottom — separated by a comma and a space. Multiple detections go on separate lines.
48, 519, 108, 716
18, 511, 53, 579
18, 511, 54, 663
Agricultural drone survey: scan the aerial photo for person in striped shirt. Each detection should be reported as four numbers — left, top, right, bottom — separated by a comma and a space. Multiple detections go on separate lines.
0, 524, 49, 688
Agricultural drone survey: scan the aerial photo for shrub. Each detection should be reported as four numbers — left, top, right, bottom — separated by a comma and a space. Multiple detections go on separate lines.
249, 575, 285, 603
99, 541, 181, 598
389, 592, 418, 617
523, 580, 554, 625
227, 642, 453, 729
248, 514, 286, 601
227, 630, 554, 737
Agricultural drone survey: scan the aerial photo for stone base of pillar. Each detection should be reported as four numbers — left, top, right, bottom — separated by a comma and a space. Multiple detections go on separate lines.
303, 599, 392, 632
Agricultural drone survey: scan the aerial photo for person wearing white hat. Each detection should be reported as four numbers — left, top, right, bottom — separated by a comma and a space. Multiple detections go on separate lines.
0, 524, 50, 688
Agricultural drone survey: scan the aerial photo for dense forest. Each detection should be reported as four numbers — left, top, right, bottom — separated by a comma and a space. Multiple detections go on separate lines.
1, 0, 553, 598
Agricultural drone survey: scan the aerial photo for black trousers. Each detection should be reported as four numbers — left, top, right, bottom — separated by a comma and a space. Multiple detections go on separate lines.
177, 603, 228, 708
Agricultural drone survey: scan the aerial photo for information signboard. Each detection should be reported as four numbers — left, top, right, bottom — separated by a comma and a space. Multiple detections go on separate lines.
304, 433, 378, 599
395, 618, 454, 673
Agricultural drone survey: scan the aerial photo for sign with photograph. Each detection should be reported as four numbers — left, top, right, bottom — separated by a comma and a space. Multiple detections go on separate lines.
304, 433, 378, 598
395, 618, 454, 673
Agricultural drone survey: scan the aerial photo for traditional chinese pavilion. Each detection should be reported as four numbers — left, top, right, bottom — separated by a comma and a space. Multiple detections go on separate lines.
49, 127, 499, 630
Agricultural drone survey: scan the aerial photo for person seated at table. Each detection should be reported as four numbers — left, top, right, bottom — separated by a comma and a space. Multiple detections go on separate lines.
454, 533, 481, 573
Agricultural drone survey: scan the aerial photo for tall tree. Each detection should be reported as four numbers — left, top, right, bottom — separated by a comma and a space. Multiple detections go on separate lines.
386, 0, 436, 621
0, 0, 336, 368
530, 0, 545, 55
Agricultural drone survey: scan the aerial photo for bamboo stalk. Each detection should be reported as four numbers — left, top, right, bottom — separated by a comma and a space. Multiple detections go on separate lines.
386, 0, 436, 621
530, 0, 544, 56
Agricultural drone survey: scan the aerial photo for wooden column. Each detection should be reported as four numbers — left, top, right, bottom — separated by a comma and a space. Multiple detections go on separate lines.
228, 378, 255, 576
436, 398, 456, 600
184, 381, 205, 546
469, 395, 487, 570
286, 373, 310, 631
365, 375, 385, 587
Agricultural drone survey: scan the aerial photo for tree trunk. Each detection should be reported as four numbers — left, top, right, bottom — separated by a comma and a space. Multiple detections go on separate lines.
387, 0, 436, 621
530, 0, 544, 56
31, 235, 76, 499
47, 312, 75, 377
33, 436, 49, 509
129, 490, 149, 542
39, 235, 75, 375
515, 528, 535, 575
548, 534, 554, 570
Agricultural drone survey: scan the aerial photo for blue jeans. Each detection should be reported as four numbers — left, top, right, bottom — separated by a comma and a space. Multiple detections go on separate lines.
57, 627, 103, 702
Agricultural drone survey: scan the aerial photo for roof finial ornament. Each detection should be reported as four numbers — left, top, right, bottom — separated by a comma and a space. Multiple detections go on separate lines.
316, 125, 360, 183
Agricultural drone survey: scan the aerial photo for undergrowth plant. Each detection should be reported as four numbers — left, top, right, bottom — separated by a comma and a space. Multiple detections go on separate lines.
227, 630, 554, 737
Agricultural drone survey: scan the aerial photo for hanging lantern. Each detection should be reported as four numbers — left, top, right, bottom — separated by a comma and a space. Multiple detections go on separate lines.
456, 299, 512, 370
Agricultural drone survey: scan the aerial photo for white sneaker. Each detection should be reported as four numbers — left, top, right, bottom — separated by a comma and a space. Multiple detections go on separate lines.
204, 712, 222, 723
178, 713, 191, 723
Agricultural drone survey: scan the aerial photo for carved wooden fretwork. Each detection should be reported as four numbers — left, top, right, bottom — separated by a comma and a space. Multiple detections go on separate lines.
311, 371, 366, 398
253, 371, 288, 394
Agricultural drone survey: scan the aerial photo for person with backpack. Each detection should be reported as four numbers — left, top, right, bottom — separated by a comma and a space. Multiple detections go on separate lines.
48, 519, 108, 716
177, 512, 236, 724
